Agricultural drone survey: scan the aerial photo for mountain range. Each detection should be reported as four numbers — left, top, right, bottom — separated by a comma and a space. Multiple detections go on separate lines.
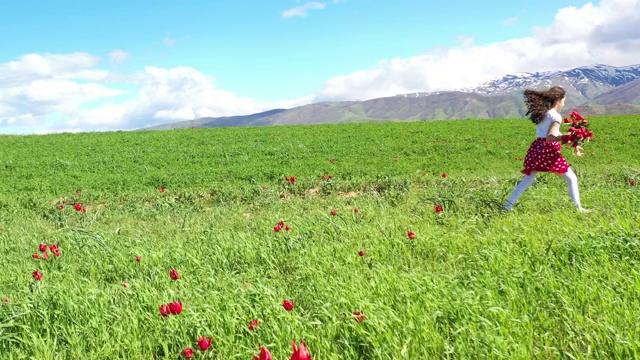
143, 64, 640, 130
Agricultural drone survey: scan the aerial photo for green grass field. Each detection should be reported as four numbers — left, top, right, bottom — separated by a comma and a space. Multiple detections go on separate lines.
0, 116, 639, 359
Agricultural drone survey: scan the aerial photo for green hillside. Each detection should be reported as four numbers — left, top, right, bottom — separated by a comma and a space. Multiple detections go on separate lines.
1, 116, 639, 359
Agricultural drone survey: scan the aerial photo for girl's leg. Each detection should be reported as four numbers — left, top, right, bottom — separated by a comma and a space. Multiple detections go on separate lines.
504, 172, 537, 210
563, 168, 583, 209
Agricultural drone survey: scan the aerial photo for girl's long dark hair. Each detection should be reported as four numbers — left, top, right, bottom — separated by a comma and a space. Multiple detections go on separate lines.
523, 86, 566, 124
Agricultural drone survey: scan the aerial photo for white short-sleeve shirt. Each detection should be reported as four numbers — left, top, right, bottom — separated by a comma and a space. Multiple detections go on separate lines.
536, 109, 562, 138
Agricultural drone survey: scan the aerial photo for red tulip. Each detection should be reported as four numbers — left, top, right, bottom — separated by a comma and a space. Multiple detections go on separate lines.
434, 204, 443, 213
290, 340, 312, 360
32, 253, 39, 259
197, 336, 213, 351
283, 299, 294, 311
159, 304, 170, 317
321, 174, 327, 180
407, 231, 415, 240
254, 346, 272, 360
248, 319, 259, 331
358, 250, 365, 257
57, 204, 64, 210
41, 252, 49, 260
73, 203, 83, 211
168, 301, 183, 315
330, 209, 337, 216
441, 173, 447, 178
289, 176, 296, 184
135, 256, 141, 262
274, 225, 281, 232
170, 268, 179, 280
50, 245, 60, 257
631, 180, 636, 186
39, 244, 47, 252
33, 270, 43, 281
285, 225, 291, 231
353, 311, 365, 323
183, 348, 194, 358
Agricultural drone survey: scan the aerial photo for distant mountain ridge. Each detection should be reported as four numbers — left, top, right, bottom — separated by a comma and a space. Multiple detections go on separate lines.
142, 64, 640, 130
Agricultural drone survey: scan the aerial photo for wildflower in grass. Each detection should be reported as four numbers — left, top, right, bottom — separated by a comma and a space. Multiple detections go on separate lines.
33, 270, 43, 281
329, 174, 333, 179
441, 173, 447, 178
73, 203, 83, 211
159, 304, 170, 317
407, 231, 415, 240
322, 174, 327, 180
289, 176, 297, 184
159, 187, 165, 192
358, 250, 365, 257
631, 180, 636, 186
135, 256, 141, 262
32, 253, 39, 259
354, 207, 359, 213
170, 268, 179, 280
283, 299, 294, 311
274, 225, 281, 232
434, 204, 443, 213
197, 336, 213, 351
248, 319, 259, 331
183, 348, 194, 358
168, 301, 183, 315
49, 244, 60, 257
39, 244, 47, 252
57, 204, 64, 210
254, 346, 272, 360
330, 209, 337, 216
329, 158, 334, 163
285, 225, 291, 231
290, 340, 311, 360
2, 297, 8, 303
353, 311, 365, 323
122, 282, 129, 288
41, 252, 49, 260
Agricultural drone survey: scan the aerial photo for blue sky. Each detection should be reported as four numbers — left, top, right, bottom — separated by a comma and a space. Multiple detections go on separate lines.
1, 0, 639, 133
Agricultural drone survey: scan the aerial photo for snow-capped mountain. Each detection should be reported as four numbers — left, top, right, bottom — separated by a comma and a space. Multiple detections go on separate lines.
469, 64, 640, 99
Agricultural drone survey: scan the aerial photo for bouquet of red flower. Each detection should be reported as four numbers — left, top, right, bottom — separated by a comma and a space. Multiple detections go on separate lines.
561, 111, 593, 155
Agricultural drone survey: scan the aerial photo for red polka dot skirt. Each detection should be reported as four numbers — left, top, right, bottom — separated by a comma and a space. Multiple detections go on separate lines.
521, 138, 569, 176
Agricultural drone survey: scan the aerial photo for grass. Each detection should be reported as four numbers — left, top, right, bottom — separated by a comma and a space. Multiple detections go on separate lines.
0, 115, 639, 359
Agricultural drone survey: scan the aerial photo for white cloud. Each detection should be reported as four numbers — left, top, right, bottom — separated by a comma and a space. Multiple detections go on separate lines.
281, 1, 327, 18
503, 16, 518, 26
0, 53, 125, 128
109, 49, 129, 67
0, 51, 312, 133
163, 34, 176, 47
315, 0, 640, 101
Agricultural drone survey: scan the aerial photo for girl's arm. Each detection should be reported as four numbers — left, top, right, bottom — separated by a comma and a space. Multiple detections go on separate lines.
547, 121, 584, 156
545, 122, 563, 142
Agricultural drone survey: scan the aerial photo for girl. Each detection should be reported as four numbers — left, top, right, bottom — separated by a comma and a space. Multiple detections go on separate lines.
504, 86, 590, 212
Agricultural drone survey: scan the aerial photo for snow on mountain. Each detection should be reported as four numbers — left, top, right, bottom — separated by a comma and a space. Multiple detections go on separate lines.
468, 64, 640, 99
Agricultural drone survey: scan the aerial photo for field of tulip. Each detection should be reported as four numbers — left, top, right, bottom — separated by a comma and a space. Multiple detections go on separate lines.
0, 115, 639, 359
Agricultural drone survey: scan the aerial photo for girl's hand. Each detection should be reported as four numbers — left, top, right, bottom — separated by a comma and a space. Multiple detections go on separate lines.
575, 145, 584, 157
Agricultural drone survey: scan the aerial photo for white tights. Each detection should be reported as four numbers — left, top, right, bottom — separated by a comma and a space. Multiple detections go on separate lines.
505, 168, 581, 210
